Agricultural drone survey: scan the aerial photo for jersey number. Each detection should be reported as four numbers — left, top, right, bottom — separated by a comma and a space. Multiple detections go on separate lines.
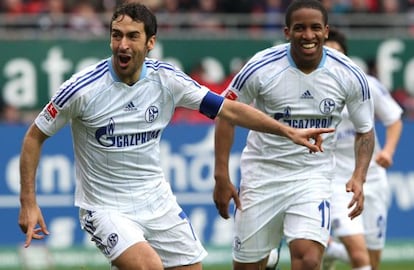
318, 200, 331, 230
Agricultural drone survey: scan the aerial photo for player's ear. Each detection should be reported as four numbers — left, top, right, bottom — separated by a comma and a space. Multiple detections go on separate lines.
325, 26, 330, 39
147, 35, 156, 52
283, 27, 290, 41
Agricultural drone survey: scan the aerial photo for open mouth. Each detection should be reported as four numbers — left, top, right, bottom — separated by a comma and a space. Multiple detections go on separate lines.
302, 43, 316, 49
118, 54, 132, 68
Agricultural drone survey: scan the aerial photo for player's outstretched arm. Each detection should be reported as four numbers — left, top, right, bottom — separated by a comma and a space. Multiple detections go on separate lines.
19, 124, 50, 247
218, 99, 335, 152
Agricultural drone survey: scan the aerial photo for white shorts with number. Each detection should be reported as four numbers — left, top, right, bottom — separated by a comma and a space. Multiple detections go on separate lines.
330, 183, 364, 237
363, 171, 390, 250
79, 182, 207, 268
330, 171, 390, 250
233, 178, 332, 263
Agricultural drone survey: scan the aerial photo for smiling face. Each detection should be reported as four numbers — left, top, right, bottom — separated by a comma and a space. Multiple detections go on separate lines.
110, 15, 155, 85
284, 7, 329, 74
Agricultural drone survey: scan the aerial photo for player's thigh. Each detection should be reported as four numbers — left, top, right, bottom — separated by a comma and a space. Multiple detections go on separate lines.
339, 233, 367, 252
289, 238, 325, 263
147, 204, 207, 268
112, 241, 163, 270
339, 234, 370, 264
284, 177, 331, 247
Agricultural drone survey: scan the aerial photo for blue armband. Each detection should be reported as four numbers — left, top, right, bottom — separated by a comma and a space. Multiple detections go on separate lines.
199, 91, 224, 119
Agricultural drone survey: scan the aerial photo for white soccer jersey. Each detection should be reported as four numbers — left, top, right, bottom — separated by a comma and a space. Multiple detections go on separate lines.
222, 43, 374, 183
334, 75, 403, 184
35, 57, 224, 211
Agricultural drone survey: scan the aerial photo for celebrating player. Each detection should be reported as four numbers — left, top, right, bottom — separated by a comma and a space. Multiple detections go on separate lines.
213, 0, 375, 269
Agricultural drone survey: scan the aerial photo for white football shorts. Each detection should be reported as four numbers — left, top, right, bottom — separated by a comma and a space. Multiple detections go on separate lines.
330, 170, 390, 250
363, 171, 390, 250
79, 182, 207, 268
233, 177, 332, 263
330, 182, 364, 237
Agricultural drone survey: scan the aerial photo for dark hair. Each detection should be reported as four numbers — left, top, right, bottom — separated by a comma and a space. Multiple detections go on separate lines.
110, 3, 157, 40
285, 0, 328, 27
326, 28, 348, 55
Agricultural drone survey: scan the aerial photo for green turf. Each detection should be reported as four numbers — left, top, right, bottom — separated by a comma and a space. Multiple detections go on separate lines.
2, 243, 413, 269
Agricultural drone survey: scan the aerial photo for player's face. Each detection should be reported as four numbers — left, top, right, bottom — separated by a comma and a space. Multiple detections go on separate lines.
110, 15, 155, 85
284, 7, 329, 73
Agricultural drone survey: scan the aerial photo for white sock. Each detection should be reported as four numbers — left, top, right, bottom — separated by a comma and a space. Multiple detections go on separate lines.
325, 240, 350, 263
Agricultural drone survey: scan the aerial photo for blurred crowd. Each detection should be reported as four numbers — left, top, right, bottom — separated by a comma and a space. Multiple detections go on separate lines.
2, 0, 414, 16
1, 0, 414, 32
1, 0, 414, 36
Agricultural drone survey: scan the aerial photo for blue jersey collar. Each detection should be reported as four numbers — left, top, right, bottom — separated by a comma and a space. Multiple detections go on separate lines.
286, 44, 327, 70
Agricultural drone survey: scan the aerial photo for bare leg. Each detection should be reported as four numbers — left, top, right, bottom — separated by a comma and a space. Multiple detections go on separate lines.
367, 249, 382, 270
111, 241, 163, 270
339, 234, 370, 268
290, 239, 324, 270
233, 257, 269, 270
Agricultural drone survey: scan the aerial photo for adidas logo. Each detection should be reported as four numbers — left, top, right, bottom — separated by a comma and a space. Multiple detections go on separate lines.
124, 101, 137, 111
300, 90, 313, 99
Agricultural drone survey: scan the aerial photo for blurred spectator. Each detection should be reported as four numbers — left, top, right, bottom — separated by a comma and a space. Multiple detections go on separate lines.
100, 0, 120, 14
25, 0, 45, 14
350, 0, 367, 12
1, 0, 26, 28
157, 0, 186, 30
159, 0, 181, 13
253, 0, 284, 31
69, 0, 105, 36
221, 0, 254, 13
190, 0, 224, 32
38, 0, 68, 31
379, 0, 401, 13
123, 0, 163, 12
320, 0, 352, 13
1, 0, 25, 14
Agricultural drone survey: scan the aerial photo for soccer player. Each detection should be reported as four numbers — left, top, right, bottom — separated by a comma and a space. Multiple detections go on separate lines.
213, 0, 375, 270
17, 3, 334, 270
323, 28, 403, 270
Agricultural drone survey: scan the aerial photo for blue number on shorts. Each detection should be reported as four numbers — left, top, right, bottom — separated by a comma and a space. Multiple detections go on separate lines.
179, 211, 197, 240
377, 215, 385, 238
318, 200, 331, 230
